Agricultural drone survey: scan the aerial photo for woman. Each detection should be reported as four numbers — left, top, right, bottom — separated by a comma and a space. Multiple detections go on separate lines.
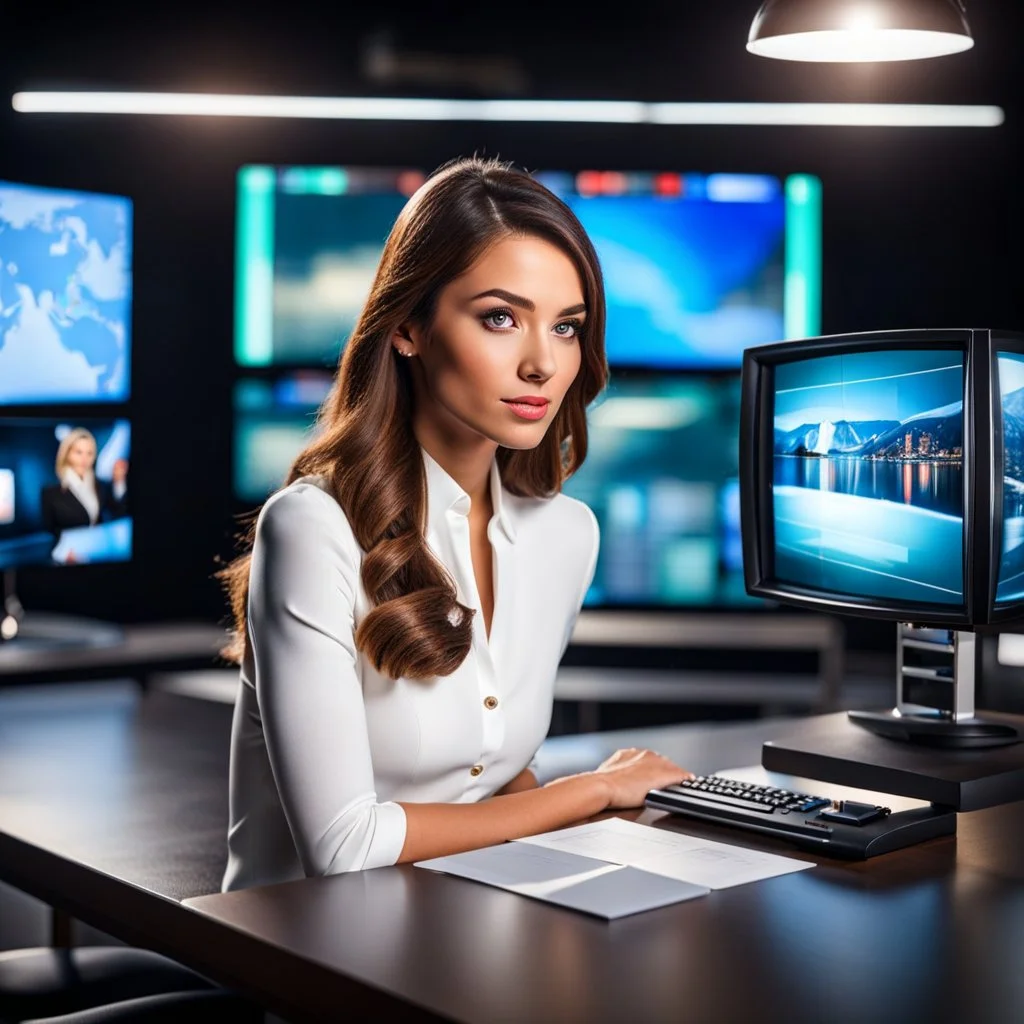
219, 156, 692, 892
41, 427, 128, 538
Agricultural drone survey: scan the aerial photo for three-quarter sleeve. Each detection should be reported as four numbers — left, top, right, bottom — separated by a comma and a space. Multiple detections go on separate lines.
246, 484, 407, 874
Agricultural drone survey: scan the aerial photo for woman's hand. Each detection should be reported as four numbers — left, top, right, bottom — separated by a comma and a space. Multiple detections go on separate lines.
588, 748, 694, 810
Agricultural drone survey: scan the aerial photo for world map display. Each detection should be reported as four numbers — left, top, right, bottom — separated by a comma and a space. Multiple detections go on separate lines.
0, 180, 132, 403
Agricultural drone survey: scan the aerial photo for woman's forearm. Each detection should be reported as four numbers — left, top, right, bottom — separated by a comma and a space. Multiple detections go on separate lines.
396, 772, 611, 864
492, 766, 539, 796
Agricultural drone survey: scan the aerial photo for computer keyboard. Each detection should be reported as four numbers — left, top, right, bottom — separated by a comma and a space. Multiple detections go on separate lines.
645, 775, 901, 857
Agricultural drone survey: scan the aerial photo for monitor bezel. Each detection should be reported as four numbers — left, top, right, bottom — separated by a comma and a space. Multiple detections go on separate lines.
741, 328, 986, 628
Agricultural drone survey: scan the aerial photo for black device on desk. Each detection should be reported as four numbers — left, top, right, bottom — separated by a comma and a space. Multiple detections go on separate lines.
645, 774, 956, 858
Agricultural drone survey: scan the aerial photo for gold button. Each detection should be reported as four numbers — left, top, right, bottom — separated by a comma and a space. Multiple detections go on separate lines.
469, 764, 484, 777
483, 696, 499, 710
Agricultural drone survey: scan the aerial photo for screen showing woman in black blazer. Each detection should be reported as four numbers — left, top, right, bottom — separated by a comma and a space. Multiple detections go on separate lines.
41, 427, 128, 539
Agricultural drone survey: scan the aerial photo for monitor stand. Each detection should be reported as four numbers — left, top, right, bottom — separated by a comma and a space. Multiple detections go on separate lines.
1, 570, 123, 651
847, 624, 1019, 749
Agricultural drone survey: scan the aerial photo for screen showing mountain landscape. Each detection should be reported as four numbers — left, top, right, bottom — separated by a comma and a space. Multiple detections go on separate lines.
772, 349, 965, 605
997, 353, 1024, 604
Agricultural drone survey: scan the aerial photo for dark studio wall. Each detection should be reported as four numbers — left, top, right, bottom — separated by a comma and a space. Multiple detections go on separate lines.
1, 1, 1021, 645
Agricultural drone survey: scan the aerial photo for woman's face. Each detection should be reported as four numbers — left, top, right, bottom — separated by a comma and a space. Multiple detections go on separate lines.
401, 235, 586, 451
66, 438, 96, 476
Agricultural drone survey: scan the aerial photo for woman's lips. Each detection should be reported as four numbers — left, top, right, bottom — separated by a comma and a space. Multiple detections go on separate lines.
502, 398, 550, 421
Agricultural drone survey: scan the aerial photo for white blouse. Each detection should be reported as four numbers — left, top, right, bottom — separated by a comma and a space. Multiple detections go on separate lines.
222, 447, 600, 892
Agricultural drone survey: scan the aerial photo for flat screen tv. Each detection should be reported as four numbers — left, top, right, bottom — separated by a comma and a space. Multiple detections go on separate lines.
234, 165, 821, 370
0, 179, 133, 403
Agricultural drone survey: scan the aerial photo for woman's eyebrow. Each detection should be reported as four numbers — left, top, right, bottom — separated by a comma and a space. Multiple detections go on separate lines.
470, 288, 587, 318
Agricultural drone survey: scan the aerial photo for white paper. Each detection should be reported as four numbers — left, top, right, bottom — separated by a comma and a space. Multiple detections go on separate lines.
516, 816, 814, 890
415, 842, 709, 919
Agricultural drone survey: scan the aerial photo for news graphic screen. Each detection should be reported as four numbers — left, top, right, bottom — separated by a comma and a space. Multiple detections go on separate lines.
0, 418, 132, 569
0, 179, 133, 403
561, 371, 762, 608
997, 352, 1024, 604
536, 171, 820, 368
234, 166, 424, 367
233, 373, 333, 502
771, 349, 965, 607
234, 166, 820, 370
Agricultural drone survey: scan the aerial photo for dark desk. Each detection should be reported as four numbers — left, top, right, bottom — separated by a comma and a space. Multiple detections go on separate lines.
0, 622, 227, 686
2, 682, 1024, 1024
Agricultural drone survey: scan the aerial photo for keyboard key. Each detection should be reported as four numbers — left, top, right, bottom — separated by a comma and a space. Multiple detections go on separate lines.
662, 786, 777, 814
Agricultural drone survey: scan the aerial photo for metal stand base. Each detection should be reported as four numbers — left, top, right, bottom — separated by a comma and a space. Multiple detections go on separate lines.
845, 623, 1022, 749
847, 708, 1020, 748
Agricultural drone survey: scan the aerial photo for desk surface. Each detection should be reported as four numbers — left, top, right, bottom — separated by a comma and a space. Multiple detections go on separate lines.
0, 622, 227, 683
3, 682, 1024, 1024
0, 681, 818, 903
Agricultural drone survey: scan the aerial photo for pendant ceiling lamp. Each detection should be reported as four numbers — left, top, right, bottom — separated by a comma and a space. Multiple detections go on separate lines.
747, 0, 974, 62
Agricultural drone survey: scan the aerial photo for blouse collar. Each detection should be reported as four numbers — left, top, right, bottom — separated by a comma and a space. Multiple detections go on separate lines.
421, 447, 517, 544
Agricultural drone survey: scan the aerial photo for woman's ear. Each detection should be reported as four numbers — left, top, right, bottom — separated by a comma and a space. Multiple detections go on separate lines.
391, 322, 419, 360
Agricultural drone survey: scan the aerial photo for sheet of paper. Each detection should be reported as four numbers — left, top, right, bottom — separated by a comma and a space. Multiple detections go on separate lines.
516, 816, 814, 890
415, 842, 709, 919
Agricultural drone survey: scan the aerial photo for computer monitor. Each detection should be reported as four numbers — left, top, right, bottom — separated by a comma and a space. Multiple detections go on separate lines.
740, 328, 1024, 746
234, 165, 821, 369
0, 179, 133, 403
561, 369, 764, 610
0, 418, 132, 570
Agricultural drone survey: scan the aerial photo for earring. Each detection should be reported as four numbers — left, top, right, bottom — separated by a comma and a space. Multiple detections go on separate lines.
395, 347, 414, 358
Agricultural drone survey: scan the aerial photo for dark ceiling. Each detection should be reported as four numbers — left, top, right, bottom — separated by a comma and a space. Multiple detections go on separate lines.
2, 1, 1019, 109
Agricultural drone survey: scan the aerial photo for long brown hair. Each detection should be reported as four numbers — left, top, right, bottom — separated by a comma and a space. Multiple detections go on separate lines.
219, 156, 608, 678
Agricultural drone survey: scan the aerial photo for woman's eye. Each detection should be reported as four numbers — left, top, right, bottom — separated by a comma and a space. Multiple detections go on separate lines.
554, 320, 582, 339
482, 309, 515, 330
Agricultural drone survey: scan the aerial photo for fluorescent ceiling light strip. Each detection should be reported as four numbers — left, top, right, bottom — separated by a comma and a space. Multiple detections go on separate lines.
10, 92, 645, 122
651, 102, 1004, 127
10, 92, 1004, 128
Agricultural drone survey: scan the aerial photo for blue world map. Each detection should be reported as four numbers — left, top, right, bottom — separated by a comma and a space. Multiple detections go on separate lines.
0, 181, 132, 403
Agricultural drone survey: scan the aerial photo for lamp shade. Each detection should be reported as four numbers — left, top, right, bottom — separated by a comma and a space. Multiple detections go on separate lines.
747, 0, 974, 61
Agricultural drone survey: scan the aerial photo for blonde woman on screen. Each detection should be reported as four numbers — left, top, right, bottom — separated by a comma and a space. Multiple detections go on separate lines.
218, 156, 692, 892
41, 427, 128, 540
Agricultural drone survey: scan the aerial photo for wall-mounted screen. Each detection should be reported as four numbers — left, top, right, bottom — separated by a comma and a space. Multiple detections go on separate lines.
537, 171, 820, 368
234, 166, 820, 370
235, 167, 424, 368
562, 370, 763, 608
0, 179, 133, 403
232, 369, 760, 610
233, 373, 333, 502
0, 418, 132, 568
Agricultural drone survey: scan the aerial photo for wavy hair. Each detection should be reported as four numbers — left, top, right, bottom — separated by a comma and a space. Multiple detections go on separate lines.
219, 156, 608, 678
